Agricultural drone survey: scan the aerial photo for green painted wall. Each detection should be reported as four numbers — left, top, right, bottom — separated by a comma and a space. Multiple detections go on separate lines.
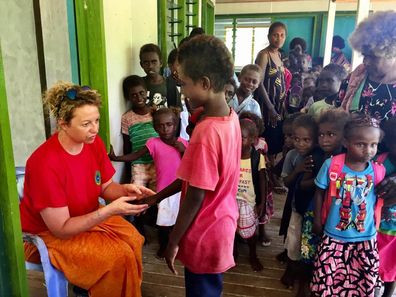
74, 0, 110, 148
202, 0, 215, 35
0, 44, 28, 297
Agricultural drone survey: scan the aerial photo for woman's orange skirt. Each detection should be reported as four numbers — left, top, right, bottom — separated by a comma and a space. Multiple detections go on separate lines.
24, 215, 144, 297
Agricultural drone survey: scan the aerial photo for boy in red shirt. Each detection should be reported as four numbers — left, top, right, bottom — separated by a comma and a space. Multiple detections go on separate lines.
141, 35, 241, 296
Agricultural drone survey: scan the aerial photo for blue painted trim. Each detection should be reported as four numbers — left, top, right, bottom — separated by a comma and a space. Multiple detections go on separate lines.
66, 0, 80, 84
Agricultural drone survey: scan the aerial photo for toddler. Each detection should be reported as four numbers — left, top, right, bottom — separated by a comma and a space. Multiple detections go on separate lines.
234, 112, 265, 271
297, 109, 349, 297
311, 113, 385, 297
280, 114, 317, 288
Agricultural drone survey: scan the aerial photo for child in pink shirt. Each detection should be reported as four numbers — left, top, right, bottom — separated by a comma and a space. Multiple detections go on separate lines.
139, 35, 241, 297
109, 107, 187, 258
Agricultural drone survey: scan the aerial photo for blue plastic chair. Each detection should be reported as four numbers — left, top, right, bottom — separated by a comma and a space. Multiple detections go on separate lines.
16, 167, 69, 297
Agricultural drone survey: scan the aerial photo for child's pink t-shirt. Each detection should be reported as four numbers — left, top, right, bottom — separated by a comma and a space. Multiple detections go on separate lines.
146, 137, 188, 191
176, 109, 241, 274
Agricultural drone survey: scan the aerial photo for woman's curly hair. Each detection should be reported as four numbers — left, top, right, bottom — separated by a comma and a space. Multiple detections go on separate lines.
44, 81, 101, 124
349, 11, 396, 58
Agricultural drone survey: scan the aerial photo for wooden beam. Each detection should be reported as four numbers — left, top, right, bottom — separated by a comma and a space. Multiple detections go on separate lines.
351, 0, 370, 70
216, 0, 381, 3
323, 0, 336, 66
0, 43, 29, 297
74, 0, 110, 149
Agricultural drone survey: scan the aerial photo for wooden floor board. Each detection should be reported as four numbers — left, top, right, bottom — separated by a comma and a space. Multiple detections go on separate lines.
29, 191, 396, 296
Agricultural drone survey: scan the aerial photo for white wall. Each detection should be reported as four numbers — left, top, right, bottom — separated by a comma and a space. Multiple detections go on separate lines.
0, 0, 74, 166
40, 0, 73, 88
0, 0, 45, 166
104, 0, 158, 182
216, 0, 396, 14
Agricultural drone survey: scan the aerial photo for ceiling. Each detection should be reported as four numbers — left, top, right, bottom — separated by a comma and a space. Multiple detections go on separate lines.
216, 0, 387, 3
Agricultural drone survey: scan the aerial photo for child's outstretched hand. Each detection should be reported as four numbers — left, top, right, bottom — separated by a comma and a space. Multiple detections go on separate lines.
173, 141, 186, 155
165, 242, 179, 275
129, 194, 159, 207
108, 144, 118, 161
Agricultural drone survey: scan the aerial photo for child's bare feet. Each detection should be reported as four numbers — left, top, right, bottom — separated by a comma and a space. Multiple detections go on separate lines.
249, 256, 263, 272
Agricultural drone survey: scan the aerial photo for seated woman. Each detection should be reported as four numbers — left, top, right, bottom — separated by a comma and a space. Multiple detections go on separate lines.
20, 82, 154, 297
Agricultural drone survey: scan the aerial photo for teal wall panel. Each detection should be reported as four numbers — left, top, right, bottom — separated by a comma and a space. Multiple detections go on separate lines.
320, 14, 356, 61
273, 16, 315, 56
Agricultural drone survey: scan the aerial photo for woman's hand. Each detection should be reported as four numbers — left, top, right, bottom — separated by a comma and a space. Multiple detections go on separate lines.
375, 175, 396, 206
268, 106, 281, 128
106, 196, 149, 216
123, 184, 156, 200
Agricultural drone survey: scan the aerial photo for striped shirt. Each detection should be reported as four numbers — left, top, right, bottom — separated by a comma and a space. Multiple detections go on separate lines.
121, 110, 158, 164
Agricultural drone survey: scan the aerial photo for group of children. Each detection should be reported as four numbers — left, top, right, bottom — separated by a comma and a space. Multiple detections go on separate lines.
276, 109, 396, 297
107, 33, 395, 297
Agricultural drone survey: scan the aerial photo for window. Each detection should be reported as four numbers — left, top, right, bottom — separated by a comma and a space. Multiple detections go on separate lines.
215, 17, 271, 71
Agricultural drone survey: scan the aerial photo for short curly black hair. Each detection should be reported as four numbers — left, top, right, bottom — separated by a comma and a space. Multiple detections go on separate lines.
268, 22, 287, 35
167, 48, 178, 66
139, 43, 162, 61
225, 77, 237, 92
332, 35, 345, 50
292, 114, 318, 140
177, 35, 234, 93
321, 63, 348, 81
122, 75, 146, 100
318, 109, 350, 132
239, 64, 262, 80
152, 107, 181, 126
289, 37, 307, 52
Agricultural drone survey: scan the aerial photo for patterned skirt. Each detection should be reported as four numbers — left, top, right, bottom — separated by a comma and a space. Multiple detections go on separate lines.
310, 235, 381, 297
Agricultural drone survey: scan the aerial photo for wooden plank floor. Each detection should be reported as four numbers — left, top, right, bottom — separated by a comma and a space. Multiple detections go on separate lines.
27, 192, 395, 297
140, 192, 294, 297
27, 192, 296, 297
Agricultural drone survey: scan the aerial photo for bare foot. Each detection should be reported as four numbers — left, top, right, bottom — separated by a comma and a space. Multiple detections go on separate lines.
249, 256, 263, 272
